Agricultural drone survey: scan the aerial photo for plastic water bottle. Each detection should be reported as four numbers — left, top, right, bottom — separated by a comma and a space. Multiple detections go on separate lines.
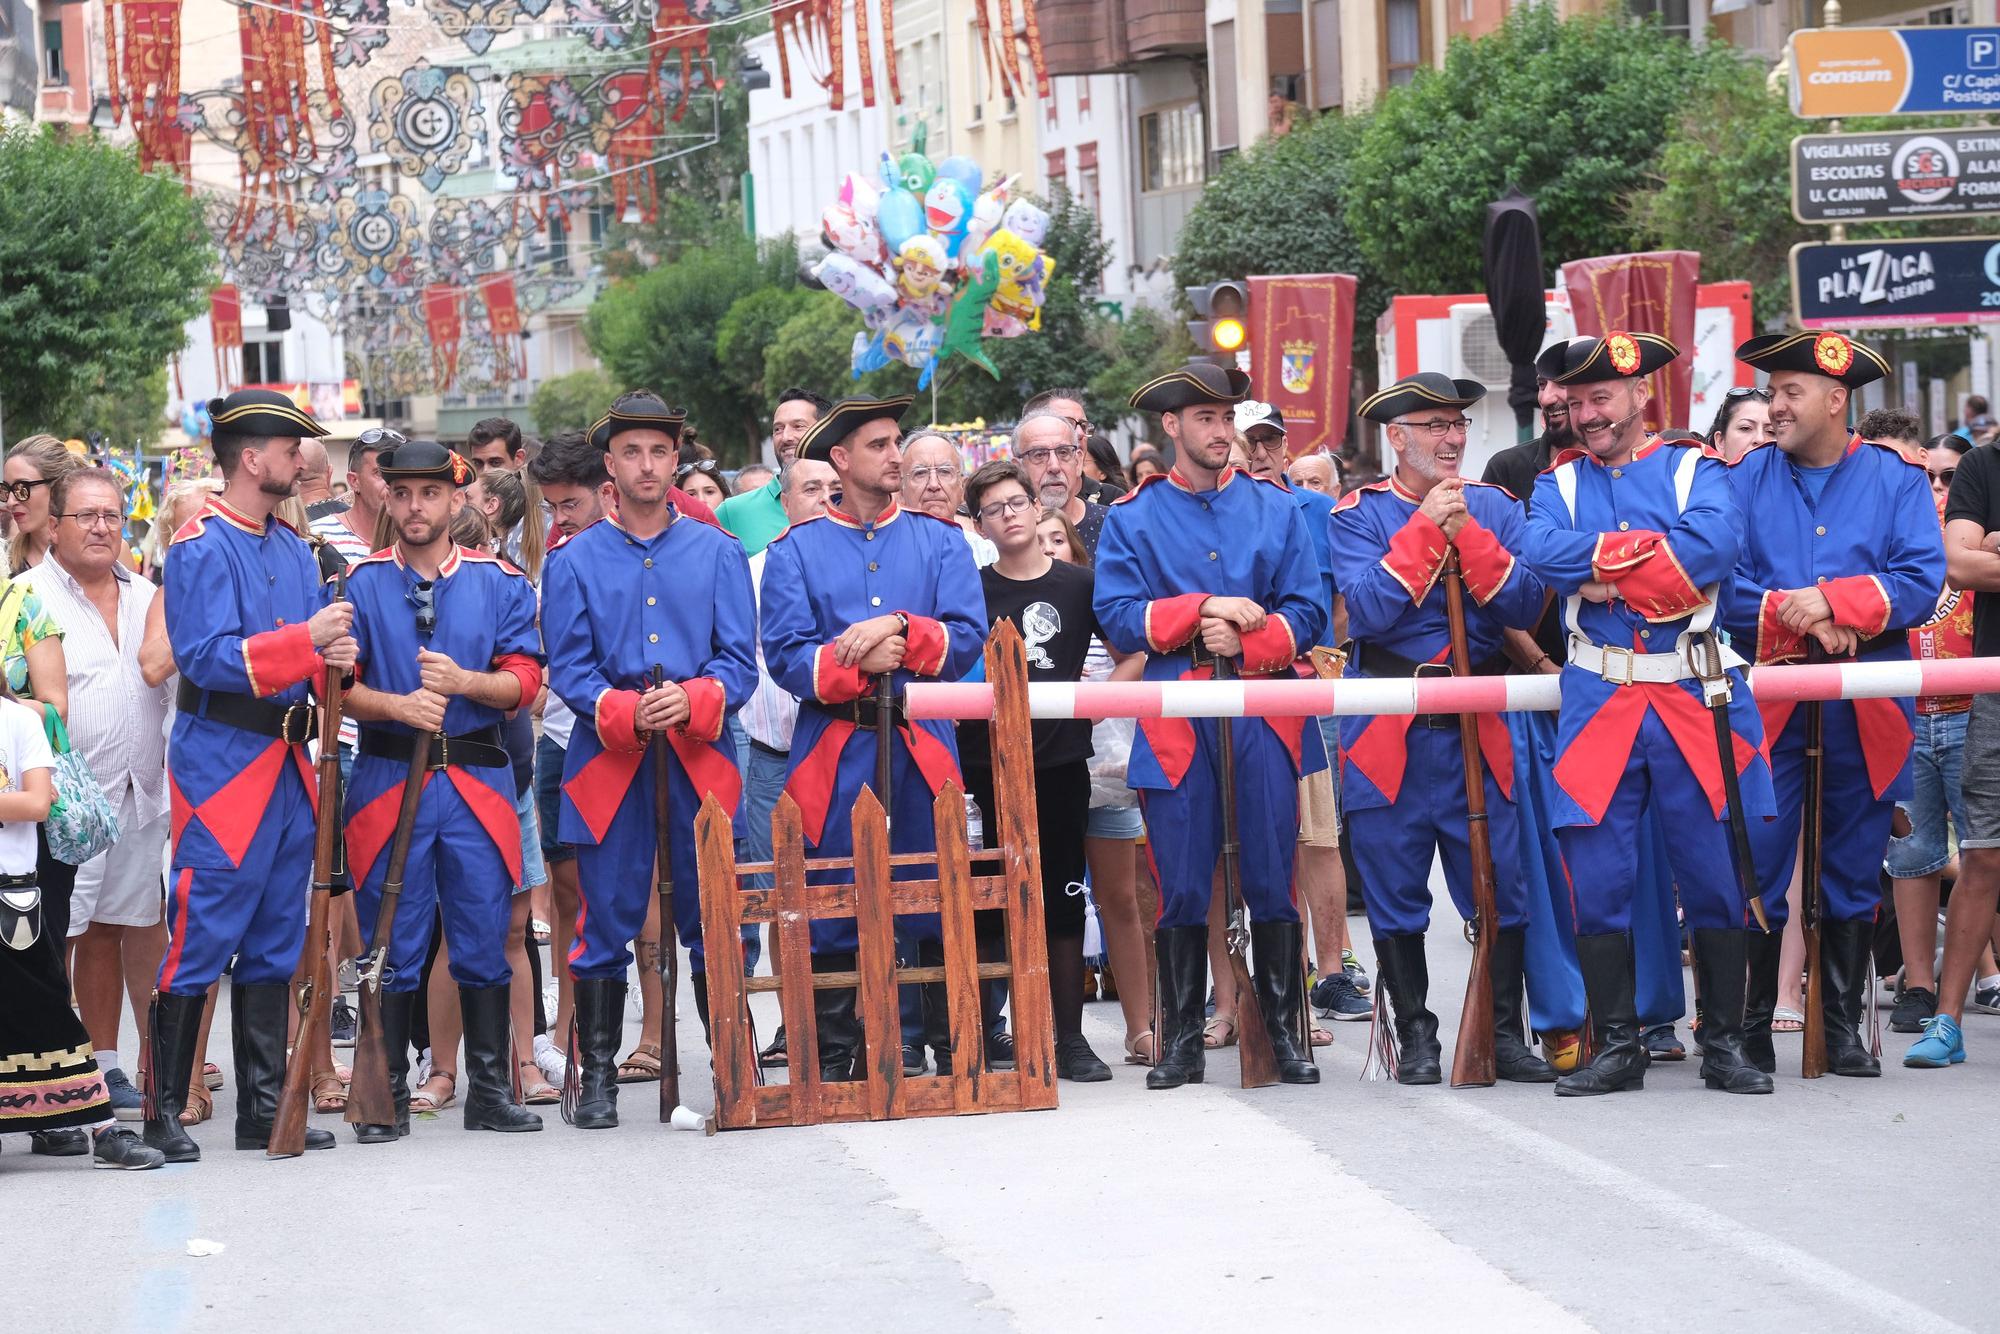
965, 794, 984, 850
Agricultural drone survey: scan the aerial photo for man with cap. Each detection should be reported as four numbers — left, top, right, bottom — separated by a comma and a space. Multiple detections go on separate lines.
1095, 363, 1328, 1089
339, 441, 546, 1141
759, 397, 987, 1082
542, 391, 758, 1129
1522, 332, 1777, 1098
1724, 331, 1945, 1077
145, 389, 359, 1162
1331, 373, 1554, 1084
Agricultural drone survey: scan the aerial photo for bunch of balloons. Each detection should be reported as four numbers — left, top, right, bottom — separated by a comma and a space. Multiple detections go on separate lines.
810, 126, 1056, 389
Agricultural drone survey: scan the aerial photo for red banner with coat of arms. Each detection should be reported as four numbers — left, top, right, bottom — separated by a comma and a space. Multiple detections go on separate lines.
1559, 251, 1700, 435
1248, 274, 1358, 460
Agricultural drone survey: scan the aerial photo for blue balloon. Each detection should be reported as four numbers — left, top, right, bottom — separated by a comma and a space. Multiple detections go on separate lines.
877, 189, 924, 251
935, 155, 982, 195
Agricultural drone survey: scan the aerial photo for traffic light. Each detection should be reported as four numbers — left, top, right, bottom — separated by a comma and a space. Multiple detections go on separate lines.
1186, 281, 1249, 363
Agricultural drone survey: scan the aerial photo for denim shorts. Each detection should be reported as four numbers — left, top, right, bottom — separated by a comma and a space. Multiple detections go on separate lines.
1961, 694, 2000, 851
1086, 801, 1144, 840
513, 780, 548, 894
535, 733, 574, 864
1888, 709, 1968, 878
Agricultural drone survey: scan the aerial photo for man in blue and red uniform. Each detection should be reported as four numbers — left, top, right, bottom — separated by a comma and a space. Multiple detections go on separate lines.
759, 396, 987, 1082
1331, 372, 1554, 1084
1523, 332, 1776, 1097
1095, 363, 1328, 1089
1725, 331, 1945, 1077
543, 392, 758, 1130
145, 389, 358, 1162
341, 441, 545, 1141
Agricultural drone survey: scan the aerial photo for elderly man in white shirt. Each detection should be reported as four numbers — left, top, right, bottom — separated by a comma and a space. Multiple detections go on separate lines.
21, 466, 172, 1119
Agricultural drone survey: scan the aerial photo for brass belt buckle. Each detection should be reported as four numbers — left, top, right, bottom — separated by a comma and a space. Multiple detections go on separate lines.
280, 703, 314, 745
1599, 645, 1636, 687
428, 731, 450, 771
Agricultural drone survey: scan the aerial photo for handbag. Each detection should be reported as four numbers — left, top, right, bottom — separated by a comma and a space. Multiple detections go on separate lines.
0, 882, 40, 950
42, 710, 119, 865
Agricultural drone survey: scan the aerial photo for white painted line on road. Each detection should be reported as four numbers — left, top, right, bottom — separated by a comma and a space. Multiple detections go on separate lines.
830, 1096, 1590, 1332
1429, 1097, 1971, 1334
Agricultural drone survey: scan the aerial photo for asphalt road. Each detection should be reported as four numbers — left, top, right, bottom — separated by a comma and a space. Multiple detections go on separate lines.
7, 926, 1992, 1334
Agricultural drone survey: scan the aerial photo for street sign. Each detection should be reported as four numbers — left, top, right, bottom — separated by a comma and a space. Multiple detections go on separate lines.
1789, 26, 2000, 118
1792, 236, 2000, 328
1793, 128, 2000, 222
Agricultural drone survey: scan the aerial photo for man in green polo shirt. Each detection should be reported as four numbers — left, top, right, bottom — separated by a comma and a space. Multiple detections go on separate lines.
715, 387, 829, 554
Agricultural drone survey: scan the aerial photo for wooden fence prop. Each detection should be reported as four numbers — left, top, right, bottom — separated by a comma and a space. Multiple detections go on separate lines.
697, 622, 1058, 1129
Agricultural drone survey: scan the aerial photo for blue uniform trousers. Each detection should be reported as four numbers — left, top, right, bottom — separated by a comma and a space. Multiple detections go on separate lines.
1346, 723, 1529, 938
571, 760, 709, 980
352, 764, 514, 994
1751, 702, 1893, 926
1632, 807, 1688, 1027
803, 737, 944, 954
1138, 717, 1300, 929
1511, 710, 1586, 1032
161, 762, 315, 995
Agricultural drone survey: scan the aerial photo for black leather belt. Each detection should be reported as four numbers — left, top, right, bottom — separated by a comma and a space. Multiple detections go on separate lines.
1855, 630, 1903, 657
820, 695, 899, 729
1349, 640, 1509, 729
178, 682, 318, 745
748, 738, 790, 759
357, 725, 508, 771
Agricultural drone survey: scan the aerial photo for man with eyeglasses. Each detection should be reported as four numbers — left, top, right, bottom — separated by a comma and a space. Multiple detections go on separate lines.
715, 387, 831, 556
1522, 333, 1776, 1098
1014, 412, 1109, 557
1329, 374, 1554, 1084
1722, 333, 1944, 1078
147, 389, 359, 1163
543, 394, 758, 1129
1022, 388, 1125, 506
1095, 363, 1328, 1089
759, 396, 986, 1082
338, 441, 545, 1141
311, 427, 398, 567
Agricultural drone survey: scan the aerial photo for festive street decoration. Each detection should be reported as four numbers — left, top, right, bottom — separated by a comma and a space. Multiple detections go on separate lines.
332, 188, 428, 290
209, 285, 243, 388
479, 273, 528, 383
423, 283, 466, 390
102, 0, 190, 176
424, 0, 552, 57
236, 0, 344, 231
369, 59, 486, 191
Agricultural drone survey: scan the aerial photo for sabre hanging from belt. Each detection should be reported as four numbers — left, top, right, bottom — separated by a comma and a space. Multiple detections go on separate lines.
1689, 630, 1771, 935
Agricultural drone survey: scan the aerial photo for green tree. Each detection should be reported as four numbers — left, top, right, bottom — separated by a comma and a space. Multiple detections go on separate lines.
1174, 108, 1387, 330
64, 368, 170, 449
0, 126, 215, 438
1345, 6, 1745, 299
1087, 305, 1198, 422
529, 367, 618, 436
717, 285, 817, 412
761, 290, 903, 405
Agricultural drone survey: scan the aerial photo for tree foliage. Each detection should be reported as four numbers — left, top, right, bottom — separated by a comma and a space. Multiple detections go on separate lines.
717, 285, 819, 410
1344, 6, 1747, 298
529, 367, 617, 436
0, 126, 214, 437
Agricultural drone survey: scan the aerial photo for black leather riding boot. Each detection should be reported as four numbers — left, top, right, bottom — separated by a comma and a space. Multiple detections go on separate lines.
1492, 928, 1555, 1082
1249, 921, 1318, 1084
1692, 929, 1774, 1094
142, 991, 207, 1163
232, 982, 336, 1150
353, 989, 415, 1143
1147, 926, 1209, 1090
1555, 933, 1648, 1097
571, 977, 626, 1128
1743, 926, 1782, 1075
460, 984, 543, 1132
1821, 919, 1882, 1077
812, 952, 861, 1083
1374, 934, 1441, 1085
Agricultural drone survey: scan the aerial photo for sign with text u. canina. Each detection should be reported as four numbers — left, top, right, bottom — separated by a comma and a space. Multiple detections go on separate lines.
1791, 236, 2000, 328
1793, 128, 2000, 222
1790, 26, 2000, 118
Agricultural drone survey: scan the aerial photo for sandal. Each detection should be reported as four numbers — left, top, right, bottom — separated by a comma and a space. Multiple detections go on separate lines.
1203, 1015, 1238, 1050
204, 1061, 224, 1092
1773, 1007, 1805, 1033
411, 1071, 457, 1113
312, 1071, 348, 1114
519, 1062, 560, 1105
1123, 1031, 1156, 1066
1310, 1022, 1333, 1048
179, 1085, 212, 1126
617, 1043, 663, 1083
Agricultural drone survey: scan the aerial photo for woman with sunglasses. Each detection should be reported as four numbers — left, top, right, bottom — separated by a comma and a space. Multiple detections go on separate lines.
673, 458, 728, 511
1704, 387, 1772, 464
5, 435, 82, 575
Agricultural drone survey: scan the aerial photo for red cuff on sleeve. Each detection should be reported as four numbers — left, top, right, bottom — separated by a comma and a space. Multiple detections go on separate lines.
812, 643, 871, 704
680, 676, 725, 742
1144, 593, 1208, 652
1614, 536, 1709, 623
1591, 530, 1662, 580
243, 623, 320, 698
1237, 616, 1300, 675
595, 687, 646, 752
899, 613, 949, 677
492, 654, 540, 710
1756, 591, 1807, 664
1452, 515, 1516, 606
1822, 575, 1893, 636
1381, 511, 1448, 603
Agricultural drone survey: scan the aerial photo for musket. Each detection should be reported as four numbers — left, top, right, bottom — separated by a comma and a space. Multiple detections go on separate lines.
649, 664, 684, 1122
1801, 645, 1829, 1079
1690, 630, 1772, 935
270, 569, 347, 1157
1214, 656, 1280, 1089
345, 732, 435, 1127
1442, 554, 1499, 1088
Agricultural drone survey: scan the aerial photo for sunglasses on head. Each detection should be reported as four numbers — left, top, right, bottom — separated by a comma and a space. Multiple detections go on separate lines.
407, 579, 436, 638
357, 427, 408, 448
1724, 387, 1772, 403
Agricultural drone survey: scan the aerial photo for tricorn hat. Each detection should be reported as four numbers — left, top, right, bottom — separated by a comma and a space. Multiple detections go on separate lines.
1358, 372, 1486, 425
1734, 331, 1888, 389
589, 392, 687, 452
796, 395, 916, 464
206, 388, 327, 440
1535, 332, 1679, 385
1129, 363, 1251, 414
378, 439, 474, 486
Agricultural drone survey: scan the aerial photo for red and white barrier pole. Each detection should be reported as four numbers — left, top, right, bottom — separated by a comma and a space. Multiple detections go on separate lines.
902, 657, 2000, 722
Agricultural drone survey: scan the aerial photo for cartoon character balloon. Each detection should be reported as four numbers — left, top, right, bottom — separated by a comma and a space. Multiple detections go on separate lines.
923, 177, 972, 260
983, 229, 1054, 333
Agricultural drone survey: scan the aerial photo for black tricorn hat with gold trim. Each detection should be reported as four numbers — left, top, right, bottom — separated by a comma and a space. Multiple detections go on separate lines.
796, 395, 916, 464
1358, 372, 1486, 425
1535, 331, 1679, 385
207, 388, 327, 440
1735, 331, 1888, 389
1129, 362, 1251, 414
378, 439, 474, 486
589, 392, 687, 452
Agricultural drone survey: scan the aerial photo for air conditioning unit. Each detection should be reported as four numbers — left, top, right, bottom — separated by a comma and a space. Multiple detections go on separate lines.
1448, 304, 1514, 389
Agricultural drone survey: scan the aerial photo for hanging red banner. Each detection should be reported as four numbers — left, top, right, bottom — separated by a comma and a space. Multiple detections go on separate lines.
424, 285, 465, 391
104, 0, 190, 177
1559, 250, 1702, 435
1247, 273, 1358, 458
210, 284, 243, 390
478, 273, 527, 384
235, 0, 342, 233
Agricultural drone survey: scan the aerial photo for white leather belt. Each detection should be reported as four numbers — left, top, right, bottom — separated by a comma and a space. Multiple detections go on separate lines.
1568, 634, 1702, 686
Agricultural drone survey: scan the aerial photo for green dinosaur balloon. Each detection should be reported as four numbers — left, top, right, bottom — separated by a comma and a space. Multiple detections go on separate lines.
926, 248, 1001, 389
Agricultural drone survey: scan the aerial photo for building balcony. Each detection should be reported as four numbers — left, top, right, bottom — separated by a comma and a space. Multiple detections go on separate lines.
1040, 0, 1205, 76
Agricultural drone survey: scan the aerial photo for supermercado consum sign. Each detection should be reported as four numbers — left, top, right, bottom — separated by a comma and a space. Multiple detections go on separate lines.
1790, 26, 2000, 118
1793, 128, 2000, 222
1792, 237, 2000, 328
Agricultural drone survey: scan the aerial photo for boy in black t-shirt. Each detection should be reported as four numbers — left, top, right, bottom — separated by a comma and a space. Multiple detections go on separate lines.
959, 459, 1112, 1082
1912, 444, 2000, 1066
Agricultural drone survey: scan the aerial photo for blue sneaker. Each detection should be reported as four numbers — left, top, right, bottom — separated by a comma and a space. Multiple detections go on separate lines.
104, 1067, 144, 1121
1311, 971, 1372, 1021
1341, 948, 1372, 996
1905, 1013, 1966, 1068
